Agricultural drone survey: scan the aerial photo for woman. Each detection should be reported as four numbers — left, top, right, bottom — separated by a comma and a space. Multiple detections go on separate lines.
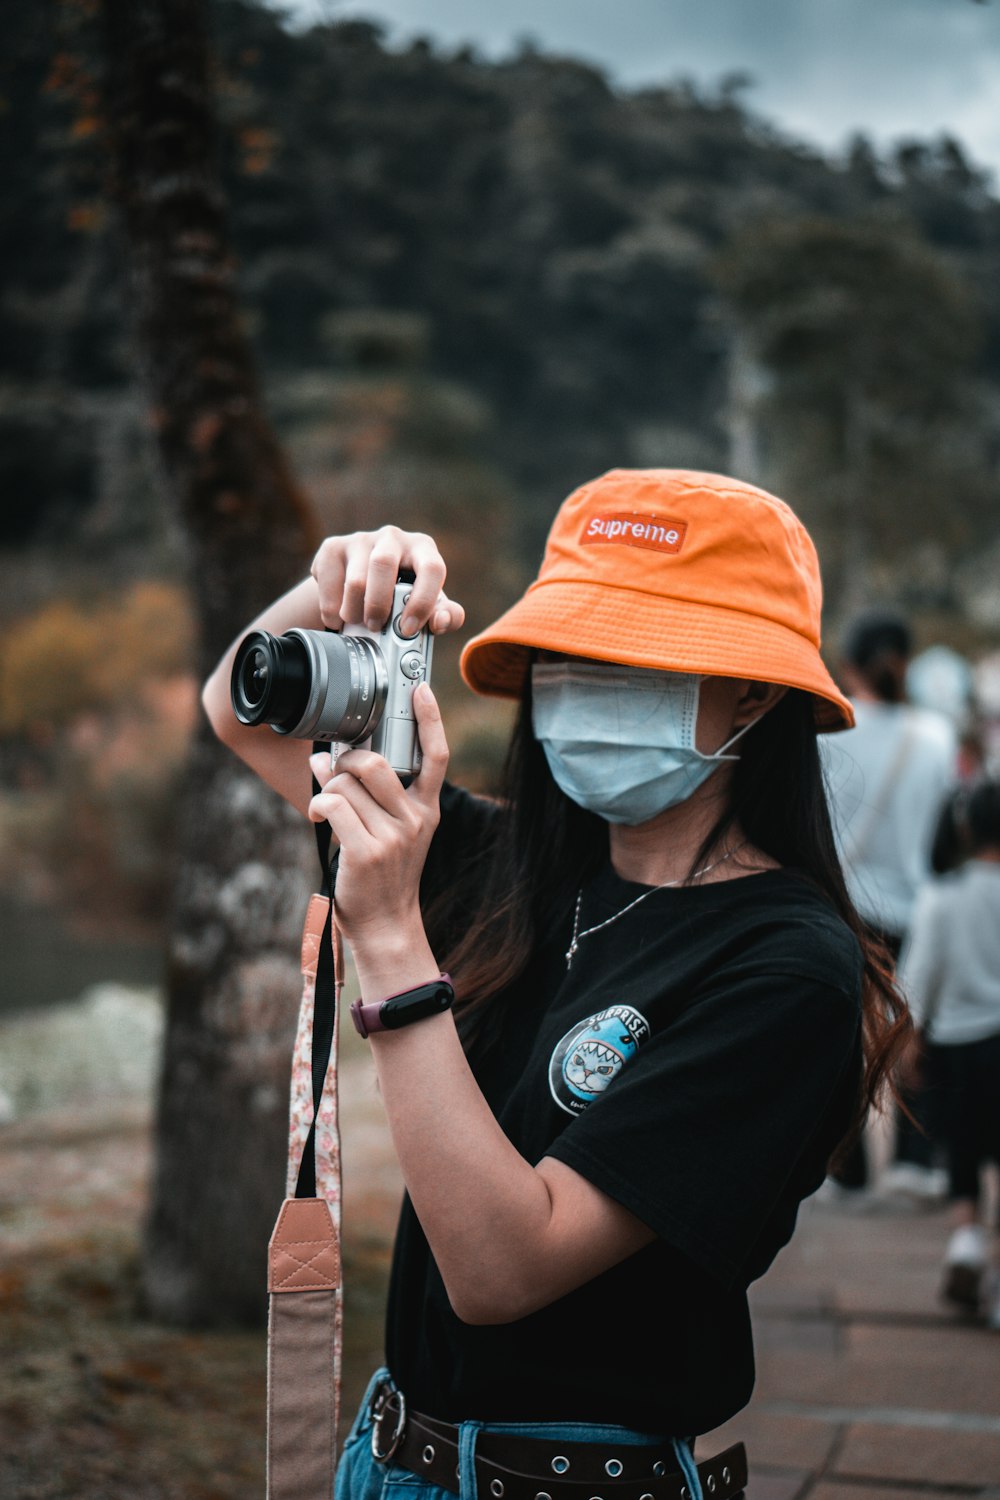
203, 468, 909, 1500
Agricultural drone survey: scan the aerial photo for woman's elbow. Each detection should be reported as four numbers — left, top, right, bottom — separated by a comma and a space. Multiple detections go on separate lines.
447, 1275, 543, 1327
449, 1290, 518, 1327
201, 673, 234, 742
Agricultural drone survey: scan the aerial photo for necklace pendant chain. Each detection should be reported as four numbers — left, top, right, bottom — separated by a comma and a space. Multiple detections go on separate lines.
564, 842, 748, 971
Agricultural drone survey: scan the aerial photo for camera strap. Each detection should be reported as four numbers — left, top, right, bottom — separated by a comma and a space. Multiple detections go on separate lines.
266, 755, 345, 1500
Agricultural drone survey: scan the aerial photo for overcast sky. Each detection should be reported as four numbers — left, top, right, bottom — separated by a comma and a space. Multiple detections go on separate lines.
275, 0, 1000, 180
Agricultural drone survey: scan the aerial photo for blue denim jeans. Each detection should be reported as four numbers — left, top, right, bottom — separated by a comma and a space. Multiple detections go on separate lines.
335, 1367, 702, 1500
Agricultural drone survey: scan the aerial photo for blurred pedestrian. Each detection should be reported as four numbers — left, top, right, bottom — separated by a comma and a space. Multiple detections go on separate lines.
897, 781, 1000, 1326
930, 784, 973, 878
822, 609, 956, 1196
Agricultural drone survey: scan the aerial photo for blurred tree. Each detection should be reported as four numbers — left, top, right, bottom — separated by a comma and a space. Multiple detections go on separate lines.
0, 582, 194, 732
0, 584, 198, 926
100, 0, 319, 1322
714, 216, 985, 612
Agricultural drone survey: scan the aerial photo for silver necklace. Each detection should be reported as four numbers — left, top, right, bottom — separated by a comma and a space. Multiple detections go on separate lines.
564, 842, 748, 970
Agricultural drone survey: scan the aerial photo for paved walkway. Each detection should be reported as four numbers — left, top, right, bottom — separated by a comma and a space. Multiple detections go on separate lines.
698, 1190, 1000, 1500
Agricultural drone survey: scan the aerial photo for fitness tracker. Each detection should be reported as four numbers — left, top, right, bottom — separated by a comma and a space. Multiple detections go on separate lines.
350, 974, 454, 1039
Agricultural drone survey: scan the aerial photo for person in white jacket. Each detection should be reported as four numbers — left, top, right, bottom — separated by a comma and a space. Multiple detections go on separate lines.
898, 781, 1000, 1324
822, 610, 956, 1194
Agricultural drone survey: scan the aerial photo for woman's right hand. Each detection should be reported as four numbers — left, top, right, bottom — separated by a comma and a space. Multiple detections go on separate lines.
203, 526, 465, 818
311, 527, 466, 640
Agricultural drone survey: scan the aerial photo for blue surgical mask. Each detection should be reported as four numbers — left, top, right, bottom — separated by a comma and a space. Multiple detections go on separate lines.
530, 660, 754, 826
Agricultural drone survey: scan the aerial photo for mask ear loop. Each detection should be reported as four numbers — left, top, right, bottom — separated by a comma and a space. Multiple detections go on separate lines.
672, 712, 759, 799
702, 713, 762, 762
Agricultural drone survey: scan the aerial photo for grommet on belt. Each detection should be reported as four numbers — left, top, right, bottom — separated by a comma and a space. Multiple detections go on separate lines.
358, 1376, 748, 1500
371, 1384, 407, 1463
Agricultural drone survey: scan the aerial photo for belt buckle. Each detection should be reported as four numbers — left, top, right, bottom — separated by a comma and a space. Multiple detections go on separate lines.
370, 1380, 407, 1463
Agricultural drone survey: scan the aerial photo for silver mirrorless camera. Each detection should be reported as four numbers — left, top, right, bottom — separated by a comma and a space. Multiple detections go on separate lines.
230, 578, 434, 782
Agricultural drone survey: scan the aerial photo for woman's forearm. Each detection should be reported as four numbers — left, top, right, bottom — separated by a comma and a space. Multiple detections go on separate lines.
353, 923, 555, 1326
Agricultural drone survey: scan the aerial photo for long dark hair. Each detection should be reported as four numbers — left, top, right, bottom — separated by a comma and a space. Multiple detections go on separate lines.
426, 676, 911, 1153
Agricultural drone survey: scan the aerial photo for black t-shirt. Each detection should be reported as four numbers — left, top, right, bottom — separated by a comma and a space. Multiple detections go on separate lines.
384, 782, 863, 1437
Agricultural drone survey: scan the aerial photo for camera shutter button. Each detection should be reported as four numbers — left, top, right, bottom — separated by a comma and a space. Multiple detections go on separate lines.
400, 651, 425, 680
392, 612, 420, 641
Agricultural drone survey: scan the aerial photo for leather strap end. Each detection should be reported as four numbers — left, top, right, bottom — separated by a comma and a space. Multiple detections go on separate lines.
268, 1196, 341, 1294
300, 894, 331, 980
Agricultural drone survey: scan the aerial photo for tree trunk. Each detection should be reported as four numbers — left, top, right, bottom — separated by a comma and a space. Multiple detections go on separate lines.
841, 383, 872, 619
100, 0, 320, 1323
725, 329, 768, 484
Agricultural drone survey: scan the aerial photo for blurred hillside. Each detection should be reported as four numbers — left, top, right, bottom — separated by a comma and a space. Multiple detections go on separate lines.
7, 1, 1000, 593
2, 0, 999, 946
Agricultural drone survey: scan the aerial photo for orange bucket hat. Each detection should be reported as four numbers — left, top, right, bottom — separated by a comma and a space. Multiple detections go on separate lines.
460, 468, 853, 732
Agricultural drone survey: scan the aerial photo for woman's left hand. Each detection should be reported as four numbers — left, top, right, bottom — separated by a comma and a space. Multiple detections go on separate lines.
307, 683, 448, 951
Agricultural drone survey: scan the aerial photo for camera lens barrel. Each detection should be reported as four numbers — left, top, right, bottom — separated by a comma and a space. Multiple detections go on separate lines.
288, 629, 387, 743
230, 627, 389, 743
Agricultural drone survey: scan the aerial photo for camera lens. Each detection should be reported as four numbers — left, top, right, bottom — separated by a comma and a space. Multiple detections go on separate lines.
231, 630, 311, 730
231, 627, 393, 744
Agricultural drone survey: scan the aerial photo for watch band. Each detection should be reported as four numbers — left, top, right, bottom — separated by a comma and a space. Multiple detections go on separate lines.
350, 974, 454, 1039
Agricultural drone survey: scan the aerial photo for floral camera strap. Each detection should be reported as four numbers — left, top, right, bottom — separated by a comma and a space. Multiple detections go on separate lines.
267, 759, 345, 1500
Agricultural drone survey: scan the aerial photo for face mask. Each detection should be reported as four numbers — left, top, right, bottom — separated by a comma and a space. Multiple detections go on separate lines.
530, 660, 755, 826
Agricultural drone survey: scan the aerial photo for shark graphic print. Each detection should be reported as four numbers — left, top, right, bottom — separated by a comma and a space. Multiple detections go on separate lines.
548, 1004, 651, 1115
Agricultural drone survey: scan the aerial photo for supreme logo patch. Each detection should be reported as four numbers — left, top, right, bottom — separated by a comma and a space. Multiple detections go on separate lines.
580, 512, 687, 554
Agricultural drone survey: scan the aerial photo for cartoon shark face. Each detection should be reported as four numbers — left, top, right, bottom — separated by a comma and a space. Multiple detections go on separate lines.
548, 1005, 650, 1115
564, 1028, 631, 1099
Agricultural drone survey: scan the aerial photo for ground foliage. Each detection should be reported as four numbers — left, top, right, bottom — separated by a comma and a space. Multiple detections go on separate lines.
0, 1093, 393, 1499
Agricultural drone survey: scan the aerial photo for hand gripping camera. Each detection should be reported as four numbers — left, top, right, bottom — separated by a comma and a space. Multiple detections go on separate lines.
230, 576, 434, 782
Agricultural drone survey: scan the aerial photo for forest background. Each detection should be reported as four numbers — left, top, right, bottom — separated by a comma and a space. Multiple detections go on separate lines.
2, 1, 1000, 1495
4, 0, 1000, 947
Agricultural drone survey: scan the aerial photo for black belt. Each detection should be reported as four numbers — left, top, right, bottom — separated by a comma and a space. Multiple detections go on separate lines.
367, 1382, 748, 1500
